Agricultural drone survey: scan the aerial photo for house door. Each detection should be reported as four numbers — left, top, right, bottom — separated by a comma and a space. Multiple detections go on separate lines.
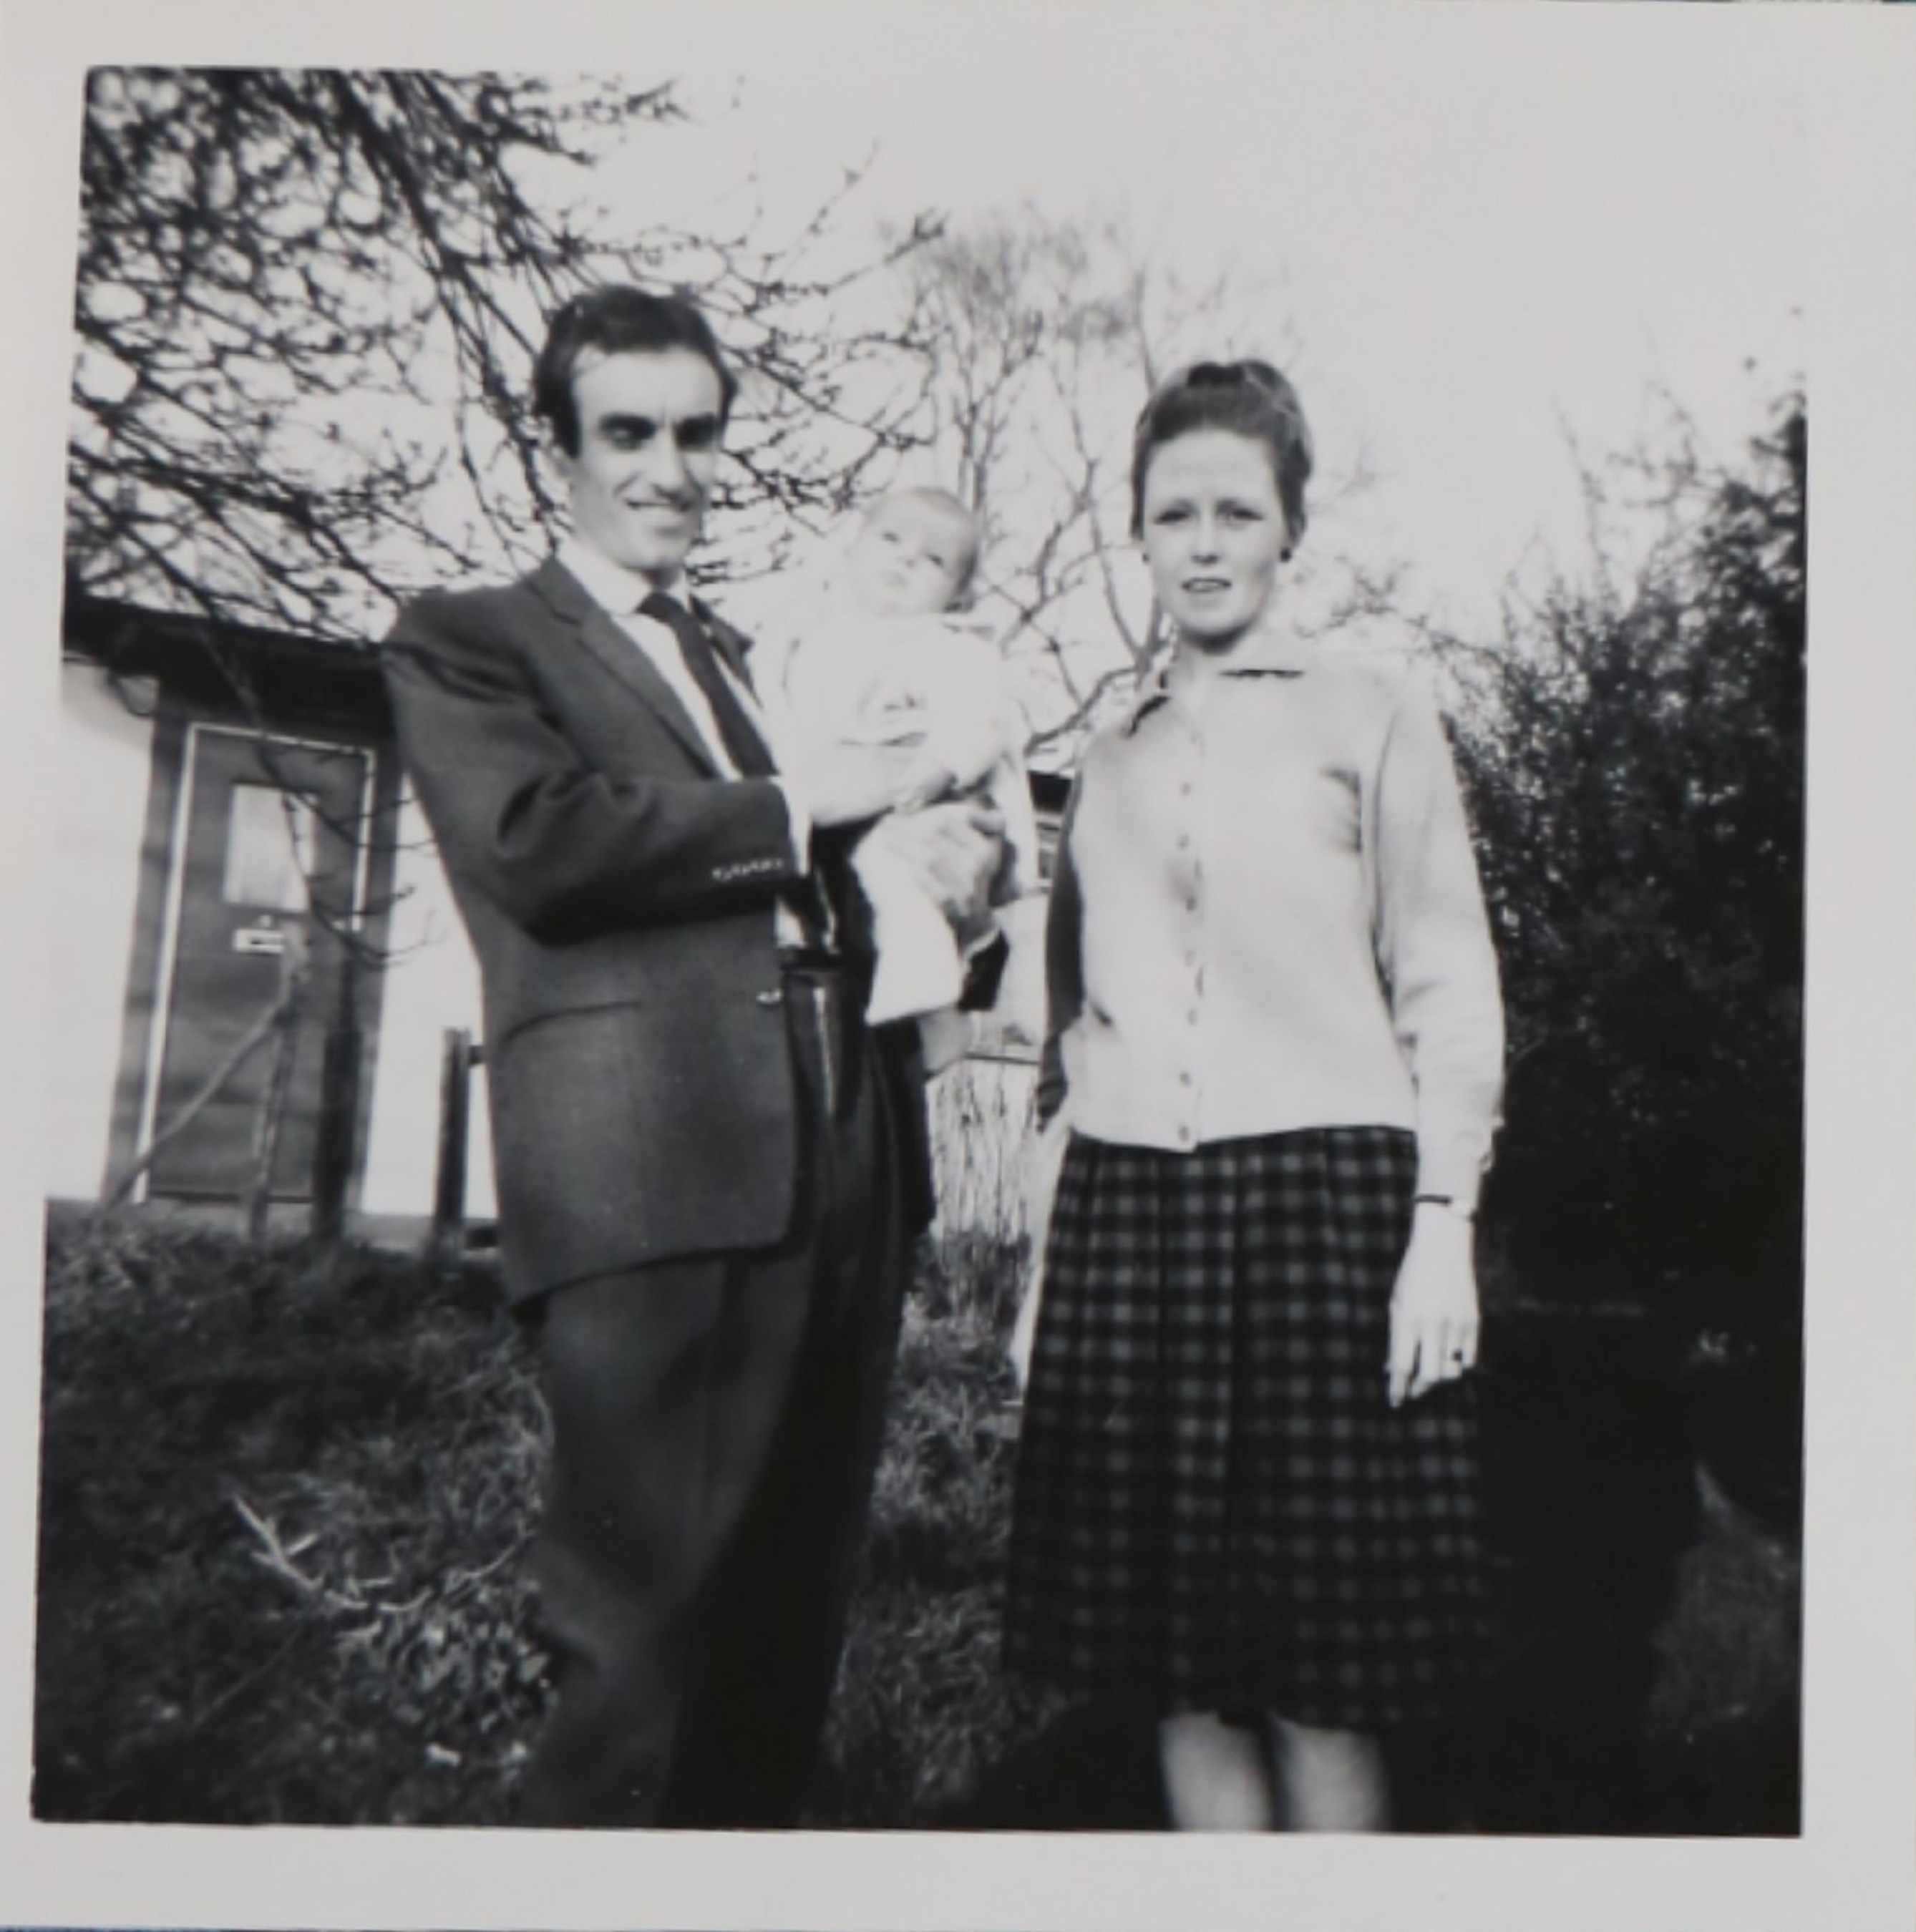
141, 726, 371, 1201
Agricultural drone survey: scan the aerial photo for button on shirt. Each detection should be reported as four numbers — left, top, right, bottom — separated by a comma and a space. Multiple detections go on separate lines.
558, 537, 814, 944
1045, 620, 1504, 1210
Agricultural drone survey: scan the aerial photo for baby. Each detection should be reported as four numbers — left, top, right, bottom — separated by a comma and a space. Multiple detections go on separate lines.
764, 487, 1039, 1068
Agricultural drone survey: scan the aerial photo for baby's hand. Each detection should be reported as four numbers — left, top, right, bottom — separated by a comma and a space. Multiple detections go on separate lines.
898, 751, 959, 811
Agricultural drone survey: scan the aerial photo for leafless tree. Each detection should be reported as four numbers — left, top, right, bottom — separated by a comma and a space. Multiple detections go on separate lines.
70, 67, 940, 1235
893, 206, 1387, 760
69, 68, 935, 639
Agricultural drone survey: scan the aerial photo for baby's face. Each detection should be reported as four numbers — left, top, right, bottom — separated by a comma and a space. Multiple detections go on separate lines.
847, 498, 975, 618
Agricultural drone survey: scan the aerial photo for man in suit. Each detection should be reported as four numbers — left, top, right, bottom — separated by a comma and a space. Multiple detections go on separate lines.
382, 286, 1003, 1828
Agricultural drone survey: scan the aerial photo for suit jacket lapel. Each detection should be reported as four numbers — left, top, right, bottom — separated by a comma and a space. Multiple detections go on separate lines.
527, 557, 720, 775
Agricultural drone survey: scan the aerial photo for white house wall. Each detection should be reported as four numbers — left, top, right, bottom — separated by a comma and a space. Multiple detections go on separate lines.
52, 662, 155, 1200
358, 794, 497, 1219
54, 653, 1044, 1236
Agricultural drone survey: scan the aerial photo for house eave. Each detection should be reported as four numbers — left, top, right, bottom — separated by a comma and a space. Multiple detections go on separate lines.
62, 590, 393, 737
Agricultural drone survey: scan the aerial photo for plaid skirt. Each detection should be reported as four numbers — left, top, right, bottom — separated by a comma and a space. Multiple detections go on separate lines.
1002, 1126, 1489, 1731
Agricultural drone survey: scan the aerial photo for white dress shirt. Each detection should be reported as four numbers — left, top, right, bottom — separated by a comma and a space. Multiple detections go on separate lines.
558, 536, 815, 940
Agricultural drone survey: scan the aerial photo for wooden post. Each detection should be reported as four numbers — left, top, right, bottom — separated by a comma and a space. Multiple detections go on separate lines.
429, 1027, 473, 1274
309, 952, 364, 1256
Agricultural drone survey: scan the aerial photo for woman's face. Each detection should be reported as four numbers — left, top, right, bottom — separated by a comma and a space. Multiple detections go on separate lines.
1138, 429, 1287, 649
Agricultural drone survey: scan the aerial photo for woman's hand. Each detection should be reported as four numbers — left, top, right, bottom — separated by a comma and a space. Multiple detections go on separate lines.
1386, 1204, 1479, 1407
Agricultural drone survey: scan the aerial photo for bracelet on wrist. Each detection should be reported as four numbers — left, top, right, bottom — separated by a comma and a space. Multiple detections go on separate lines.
1414, 1192, 1475, 1223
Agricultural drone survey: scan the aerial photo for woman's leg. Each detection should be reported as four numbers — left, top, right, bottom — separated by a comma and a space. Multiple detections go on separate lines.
1158, 1712, 1276, 1830
1269, 1714, 1389, 1832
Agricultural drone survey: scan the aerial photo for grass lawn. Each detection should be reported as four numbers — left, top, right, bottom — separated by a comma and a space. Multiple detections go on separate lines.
32, 1206, 1799, 1832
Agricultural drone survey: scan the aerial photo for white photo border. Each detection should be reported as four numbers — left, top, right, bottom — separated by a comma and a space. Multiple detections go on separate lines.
2, 3, 1912, 1928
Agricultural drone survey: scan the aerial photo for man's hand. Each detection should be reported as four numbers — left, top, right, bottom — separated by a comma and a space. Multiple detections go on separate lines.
799, 742, 953, 829
862, 801, 1006, 922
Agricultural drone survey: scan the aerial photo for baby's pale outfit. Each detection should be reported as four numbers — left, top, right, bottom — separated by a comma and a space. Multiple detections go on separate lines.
763, 608, 1038, 1046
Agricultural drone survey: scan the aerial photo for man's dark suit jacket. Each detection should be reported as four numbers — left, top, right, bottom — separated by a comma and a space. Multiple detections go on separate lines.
383, 556, 933, 1302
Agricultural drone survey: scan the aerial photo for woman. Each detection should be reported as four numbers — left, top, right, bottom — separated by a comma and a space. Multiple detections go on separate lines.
1003, 361, 1504, 1831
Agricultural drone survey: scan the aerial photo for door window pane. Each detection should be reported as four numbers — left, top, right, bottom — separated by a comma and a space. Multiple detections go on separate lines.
223, 784, 314, 910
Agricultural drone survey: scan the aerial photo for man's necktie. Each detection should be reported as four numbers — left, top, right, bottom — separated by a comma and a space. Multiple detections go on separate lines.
638, 590, 777, 780
641, 588, 838, 952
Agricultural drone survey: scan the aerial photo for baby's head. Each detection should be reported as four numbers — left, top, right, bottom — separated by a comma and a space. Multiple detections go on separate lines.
844, 487, 981, 619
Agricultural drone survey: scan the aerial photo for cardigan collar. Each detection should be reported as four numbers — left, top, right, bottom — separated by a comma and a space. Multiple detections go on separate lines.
1122, 614, 1316, 734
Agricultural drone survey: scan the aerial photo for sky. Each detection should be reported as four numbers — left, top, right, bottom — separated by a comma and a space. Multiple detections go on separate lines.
580, 6, 1806, 630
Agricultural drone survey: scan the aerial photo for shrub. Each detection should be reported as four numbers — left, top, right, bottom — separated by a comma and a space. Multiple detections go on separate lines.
34, 1207, 548, 1824
35, 1206, 1800, 1833
1444, 400, 1804, 1343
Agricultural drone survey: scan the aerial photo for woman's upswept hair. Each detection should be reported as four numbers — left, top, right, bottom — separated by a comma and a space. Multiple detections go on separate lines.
1129, 360, 1313, 552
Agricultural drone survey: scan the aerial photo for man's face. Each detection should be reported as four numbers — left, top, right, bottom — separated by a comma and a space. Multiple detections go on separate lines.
551, 346, 725, 585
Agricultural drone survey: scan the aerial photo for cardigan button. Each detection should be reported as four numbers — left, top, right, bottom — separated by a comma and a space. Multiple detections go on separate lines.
755, 989, 784, 1008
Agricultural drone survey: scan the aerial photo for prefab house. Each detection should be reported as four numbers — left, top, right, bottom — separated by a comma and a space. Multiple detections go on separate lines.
54, 592, 1062, 1245
57, 592, 492, 1235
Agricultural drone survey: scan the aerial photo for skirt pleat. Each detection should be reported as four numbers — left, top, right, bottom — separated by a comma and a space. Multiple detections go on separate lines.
1002, 1126, 1489, 1730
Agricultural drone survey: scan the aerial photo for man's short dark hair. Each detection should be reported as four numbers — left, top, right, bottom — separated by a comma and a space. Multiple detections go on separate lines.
534, 286, 740, 455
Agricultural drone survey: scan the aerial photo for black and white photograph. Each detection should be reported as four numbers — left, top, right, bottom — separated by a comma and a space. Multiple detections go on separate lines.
1, 1, 1913, 1928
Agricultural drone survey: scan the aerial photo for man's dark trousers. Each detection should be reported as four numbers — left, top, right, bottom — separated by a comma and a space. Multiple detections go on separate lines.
518, 957, 912, 1829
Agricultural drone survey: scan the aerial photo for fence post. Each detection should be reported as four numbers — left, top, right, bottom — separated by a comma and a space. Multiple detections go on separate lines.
429, 1027, 473, 1274
310, 953, 364, 1256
